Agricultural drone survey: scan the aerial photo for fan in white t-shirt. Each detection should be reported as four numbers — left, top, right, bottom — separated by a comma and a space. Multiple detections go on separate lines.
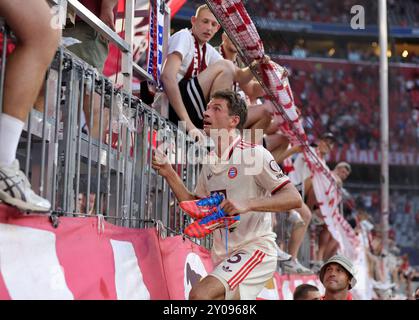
160, 4, 266, 144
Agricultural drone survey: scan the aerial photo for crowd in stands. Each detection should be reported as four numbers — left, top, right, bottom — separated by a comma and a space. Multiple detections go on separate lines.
349, 190, 419, 252
274, 57, 419, 153
339, 187, 419, 299
245, 0, 378, 25
183, 1, 419, 65
261, 41, 419, 65
186, 0, 419, 27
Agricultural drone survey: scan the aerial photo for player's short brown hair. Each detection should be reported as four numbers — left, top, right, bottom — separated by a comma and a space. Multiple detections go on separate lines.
211, 90, 248, 130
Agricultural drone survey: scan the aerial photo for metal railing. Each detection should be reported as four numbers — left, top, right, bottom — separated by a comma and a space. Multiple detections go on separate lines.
0, 1, 326, 259
0, 2, 213, 248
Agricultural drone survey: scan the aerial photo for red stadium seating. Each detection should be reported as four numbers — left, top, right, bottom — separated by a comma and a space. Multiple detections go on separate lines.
275, 57, 419, 152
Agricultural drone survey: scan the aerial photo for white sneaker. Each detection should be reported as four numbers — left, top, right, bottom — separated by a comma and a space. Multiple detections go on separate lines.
372, 280, 395, 291
282, 259, 313, 275
275, 242, 292, 262
0, 160, 51, 212
310, 260, 324, 273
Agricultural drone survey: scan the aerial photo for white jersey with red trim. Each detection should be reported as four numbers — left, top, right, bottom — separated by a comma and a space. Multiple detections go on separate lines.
194, 136, 291, 263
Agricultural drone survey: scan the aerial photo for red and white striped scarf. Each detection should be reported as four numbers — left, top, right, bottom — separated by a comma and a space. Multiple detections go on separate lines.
208, 0, 306, 143
184, 30, 207, 80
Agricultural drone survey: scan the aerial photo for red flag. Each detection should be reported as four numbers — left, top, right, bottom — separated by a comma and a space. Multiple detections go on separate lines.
167, 0, 187, 18
117, 0, 124, 12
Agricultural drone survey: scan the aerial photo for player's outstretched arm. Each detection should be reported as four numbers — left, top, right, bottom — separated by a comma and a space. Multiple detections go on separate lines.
152, 148, 197, 202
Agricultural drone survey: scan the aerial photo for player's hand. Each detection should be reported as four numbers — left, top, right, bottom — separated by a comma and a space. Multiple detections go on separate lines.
187, 125, 207, 146
220, 199, 250, 216
152, 148, 172, 177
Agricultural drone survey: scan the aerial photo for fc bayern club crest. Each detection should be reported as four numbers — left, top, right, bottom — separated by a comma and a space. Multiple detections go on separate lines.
228, 167, 238, 179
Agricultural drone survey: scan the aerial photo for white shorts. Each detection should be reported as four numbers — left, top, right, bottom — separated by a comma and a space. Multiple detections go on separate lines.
210, 244, 277, 300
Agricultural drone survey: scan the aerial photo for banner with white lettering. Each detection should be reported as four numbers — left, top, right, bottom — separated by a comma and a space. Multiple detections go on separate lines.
147, 0, 165, 88
328, 148, 419, 166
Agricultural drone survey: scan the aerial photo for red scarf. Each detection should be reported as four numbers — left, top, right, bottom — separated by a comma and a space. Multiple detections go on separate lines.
184, 31, 207, 80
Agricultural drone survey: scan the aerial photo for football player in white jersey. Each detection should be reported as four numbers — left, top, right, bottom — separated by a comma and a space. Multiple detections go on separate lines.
152, 89, 302, 300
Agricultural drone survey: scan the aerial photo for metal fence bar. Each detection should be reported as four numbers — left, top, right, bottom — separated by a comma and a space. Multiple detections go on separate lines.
129, 101, 140, 227
96, 77, 105, 215
105, 82, 114, 217
51, 48, 63, 211
74, 71, 85, 213
138, 111, 148, 227
154, 116, 161, 222
146, 111, 154, 222
62, 60, 75, 211
161, 121, 170, 228
68, 63, 80, 213
122, 95, 131, 226
115, 95, 122, 224
0, 24, 7, 116
173, 128, 180, 233
178, 131, 186, 233
85, 72, 95, 215
39, 70, 50, 198
25, 111, 33, 177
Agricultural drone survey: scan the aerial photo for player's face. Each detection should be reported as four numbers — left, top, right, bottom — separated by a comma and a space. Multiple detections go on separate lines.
323, 263, 351, 292
203, 98, 238, 135
191, 9, 220, 44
